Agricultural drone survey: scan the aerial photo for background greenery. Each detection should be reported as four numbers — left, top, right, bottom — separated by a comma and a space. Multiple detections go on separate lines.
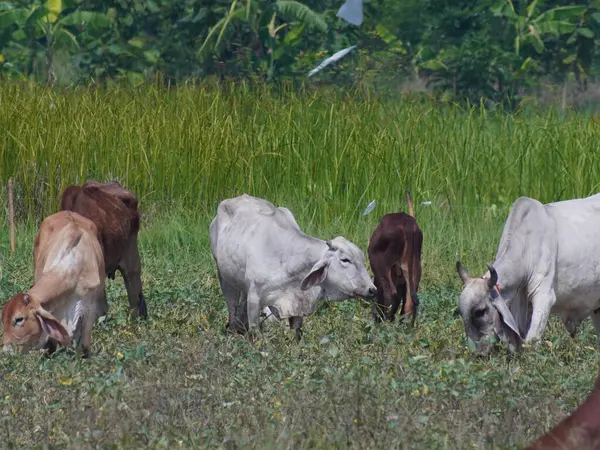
1, 82, 599, 448
5, 0, 600, 106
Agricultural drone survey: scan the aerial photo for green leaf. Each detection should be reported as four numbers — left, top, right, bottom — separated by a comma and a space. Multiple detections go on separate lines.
125, 71, 145, 87
518, 56, 532, 72
283, 23, 304, 45
128, 36, 145, 49
562, 54, 577, 64
375, 24, 400, 45
526, 0, 538, 20
143, 49, 160, 64
577, 27, 594, 38
536, 5, 586, 23
11, 28, 25, 40
61, 11, 111, 28
25, 5, 50, 26
0, 9, 28, 28
214, 0, 238, 51
276, 0, 327, 33
420, 59, 447, 71
533, 20, 575, 36
55, 27, 78, 49
592, 12, 600, 24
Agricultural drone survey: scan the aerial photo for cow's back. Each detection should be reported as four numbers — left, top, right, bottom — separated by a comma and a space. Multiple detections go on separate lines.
33, 211, 104, 290
60, 181, 139, 272
210, 194, 304, 284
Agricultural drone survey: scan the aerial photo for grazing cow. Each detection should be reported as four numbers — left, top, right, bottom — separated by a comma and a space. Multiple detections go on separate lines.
526, 371, 600, 449
368, 191, 423, 324
60, 180, 147, 319
456, 194, 600, 355
2, 211, 106, 357
209, 194, 377, 340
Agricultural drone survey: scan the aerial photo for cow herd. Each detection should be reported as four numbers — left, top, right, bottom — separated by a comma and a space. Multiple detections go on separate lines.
2, 181, 600, 448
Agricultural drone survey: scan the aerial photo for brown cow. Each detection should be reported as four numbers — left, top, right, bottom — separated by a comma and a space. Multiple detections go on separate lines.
368, 191, 423, 324
526, 371, 600, 449
60, 180, 147, 319
2, 211, 106, 357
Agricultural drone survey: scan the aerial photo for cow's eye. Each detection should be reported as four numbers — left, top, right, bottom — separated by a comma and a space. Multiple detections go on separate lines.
340, 258, 351, 264
14, 317, 24, 326
474, 308, 486, 318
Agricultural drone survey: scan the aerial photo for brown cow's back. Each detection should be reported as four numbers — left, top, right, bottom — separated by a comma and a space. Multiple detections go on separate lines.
60, 181, 139, 274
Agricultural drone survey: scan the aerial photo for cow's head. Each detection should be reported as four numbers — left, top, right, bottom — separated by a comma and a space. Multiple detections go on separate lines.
301, 236, 377, 301
2, 293, 70, 354
456, 262, 522, 355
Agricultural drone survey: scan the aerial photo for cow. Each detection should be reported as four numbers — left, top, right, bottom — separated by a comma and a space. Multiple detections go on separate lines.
60, 180, 147, 319
456, 194, 600, 355
368, 191, 423, 325
526, 371, 600, 449
209, 194, 377, 341
2, 211, 106, 357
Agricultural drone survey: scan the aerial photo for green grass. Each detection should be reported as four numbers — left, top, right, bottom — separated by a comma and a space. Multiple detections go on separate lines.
0, 81, 599, 448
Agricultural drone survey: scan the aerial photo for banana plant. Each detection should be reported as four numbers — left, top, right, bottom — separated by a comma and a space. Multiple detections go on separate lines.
197, 0, 327, 79
492, 0, 586, 56
0, 0, 111, 84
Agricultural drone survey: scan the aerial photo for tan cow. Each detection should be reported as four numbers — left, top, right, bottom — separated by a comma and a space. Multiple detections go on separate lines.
2, 211, 106, 357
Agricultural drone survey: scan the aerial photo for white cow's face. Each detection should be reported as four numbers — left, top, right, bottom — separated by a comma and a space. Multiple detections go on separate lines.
456, 262, 522, 356
301, 237, 377, 301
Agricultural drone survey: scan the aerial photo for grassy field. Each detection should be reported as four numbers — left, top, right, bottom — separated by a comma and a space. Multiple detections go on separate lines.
1, 82, 600, 449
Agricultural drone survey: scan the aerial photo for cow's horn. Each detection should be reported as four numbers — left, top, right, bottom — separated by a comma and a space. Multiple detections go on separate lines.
486, 264, 498, 290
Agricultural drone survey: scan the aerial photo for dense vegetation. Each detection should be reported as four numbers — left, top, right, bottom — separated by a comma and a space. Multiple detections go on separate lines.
4, 0, 600, 105
1, 83, 599, 448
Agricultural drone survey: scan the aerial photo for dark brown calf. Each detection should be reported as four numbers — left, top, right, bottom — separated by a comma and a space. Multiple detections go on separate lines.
368, 191, 423, 324
60, 180, 147, 318
526, 371, 600, 450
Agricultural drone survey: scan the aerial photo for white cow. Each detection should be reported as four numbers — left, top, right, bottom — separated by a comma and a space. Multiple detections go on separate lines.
210, 194, 377, 340
456, 194, 600, 355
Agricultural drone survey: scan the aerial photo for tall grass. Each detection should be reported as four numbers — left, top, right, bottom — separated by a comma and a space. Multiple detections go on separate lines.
2, 80, 600, 285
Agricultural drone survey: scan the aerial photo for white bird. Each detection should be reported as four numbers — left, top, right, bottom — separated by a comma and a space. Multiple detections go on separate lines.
337, 0, 363, 26
308, 45, 357, 77
362, 200, 376, 216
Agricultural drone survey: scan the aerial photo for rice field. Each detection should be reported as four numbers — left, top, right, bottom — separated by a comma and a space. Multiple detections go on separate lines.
1, 81, 599, 449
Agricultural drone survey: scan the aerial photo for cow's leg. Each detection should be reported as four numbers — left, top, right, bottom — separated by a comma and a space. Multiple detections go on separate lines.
395, 281, 407, 320
218, 270, 246, 334
97, 287, 109, 320
246, 286, 261, 338
289, 316, 303, 342
524, 288, 556, 347
117, 235, 147, 319
79, 314, 96, 359
371, 270, 396, 322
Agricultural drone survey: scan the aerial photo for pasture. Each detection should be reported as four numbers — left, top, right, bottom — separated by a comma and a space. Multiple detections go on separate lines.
1, 82, 599, 449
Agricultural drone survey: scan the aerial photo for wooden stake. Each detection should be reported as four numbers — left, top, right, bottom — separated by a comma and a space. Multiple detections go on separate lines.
8, 178, 15, 253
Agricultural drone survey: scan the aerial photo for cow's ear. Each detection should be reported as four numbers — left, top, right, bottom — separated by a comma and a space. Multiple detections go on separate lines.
456, 261, 472, 284
35, 309, 71, 347
491, 297, 522, 350
301, 259, 329, 291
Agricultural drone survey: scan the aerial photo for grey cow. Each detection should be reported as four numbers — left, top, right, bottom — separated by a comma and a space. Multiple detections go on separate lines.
456, 194, 600, 355
210, 194, 377, 340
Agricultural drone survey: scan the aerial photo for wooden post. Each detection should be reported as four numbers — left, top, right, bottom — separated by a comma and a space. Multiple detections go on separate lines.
8, 178, 15, 253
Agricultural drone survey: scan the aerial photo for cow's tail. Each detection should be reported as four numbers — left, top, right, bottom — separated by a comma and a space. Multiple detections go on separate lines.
406, 190, 415, 218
